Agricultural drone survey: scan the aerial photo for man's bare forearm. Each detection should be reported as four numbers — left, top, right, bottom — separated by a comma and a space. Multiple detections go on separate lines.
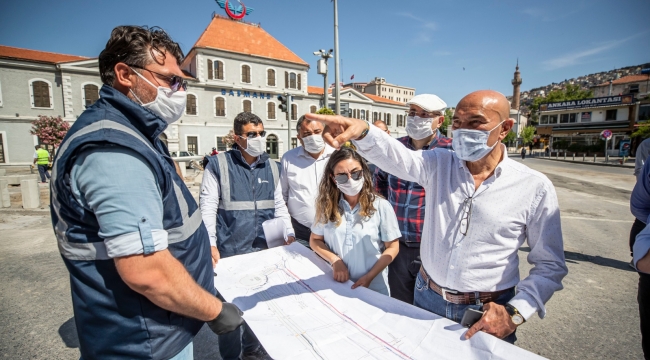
115, 249, 222, 322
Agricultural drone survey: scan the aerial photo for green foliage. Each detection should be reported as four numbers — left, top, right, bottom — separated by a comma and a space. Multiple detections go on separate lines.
529, 84, 593, 115
503, 131, 516, 145
441, 108, 453, 132
30, 115, 70, 147
316, 107, 335, 115
632, 123, 650, 139
521, 125, 536, 145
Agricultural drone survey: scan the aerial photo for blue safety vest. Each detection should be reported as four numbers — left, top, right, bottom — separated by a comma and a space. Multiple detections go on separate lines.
205, 148, 279, 258
50, 85, 215, 359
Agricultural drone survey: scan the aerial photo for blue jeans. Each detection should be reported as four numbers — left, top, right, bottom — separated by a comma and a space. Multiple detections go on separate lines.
413, 272, 517, 344
37, 164, 50, 182
169, 342, 193, 360
215, 291, 262, 360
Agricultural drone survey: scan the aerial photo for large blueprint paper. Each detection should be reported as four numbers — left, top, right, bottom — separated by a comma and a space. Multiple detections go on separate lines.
214, 243, 544, 360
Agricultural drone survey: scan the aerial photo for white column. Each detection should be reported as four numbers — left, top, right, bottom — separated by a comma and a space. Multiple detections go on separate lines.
20, 179, 40, 209
0, 179, 10, 208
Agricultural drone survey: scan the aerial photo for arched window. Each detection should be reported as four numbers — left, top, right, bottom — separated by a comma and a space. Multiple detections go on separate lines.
310, 105, 317, 113
215, 60, 224, 80
373, 112, 378, 121
266, 134, 279, 159
215, 97, 226, 117
83, 84, 99, 108
289, 73, 297, 89
386, 113, 392, 126
241, 64, 251, 83
267, 102, 276, 119
360, 110, 366, 120
186, 94, 197, 115
243, 99, 252, 113
267, 69, 276, 86
31, 80, 51, 108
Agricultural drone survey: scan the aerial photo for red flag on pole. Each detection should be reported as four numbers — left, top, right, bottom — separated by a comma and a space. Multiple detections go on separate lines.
351, 74, 354, 80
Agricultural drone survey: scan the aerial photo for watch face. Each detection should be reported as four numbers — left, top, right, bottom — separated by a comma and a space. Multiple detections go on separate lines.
512, 314, 524, 325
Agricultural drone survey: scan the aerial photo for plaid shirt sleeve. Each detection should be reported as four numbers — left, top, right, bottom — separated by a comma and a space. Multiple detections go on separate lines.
373, 166, 389, 198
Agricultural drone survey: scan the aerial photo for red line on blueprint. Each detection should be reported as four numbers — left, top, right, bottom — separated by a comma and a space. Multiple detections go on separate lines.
283, 267, 413, 360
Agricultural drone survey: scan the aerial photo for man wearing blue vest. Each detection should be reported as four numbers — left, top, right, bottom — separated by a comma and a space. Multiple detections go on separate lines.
50, 26, 243, 360
200, 112, 285, 360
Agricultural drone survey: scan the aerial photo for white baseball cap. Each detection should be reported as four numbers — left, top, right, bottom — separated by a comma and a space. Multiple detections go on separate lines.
406, 94, 447, 112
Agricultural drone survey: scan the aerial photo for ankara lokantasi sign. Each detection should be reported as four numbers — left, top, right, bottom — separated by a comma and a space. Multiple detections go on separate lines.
539, 94, 635, 112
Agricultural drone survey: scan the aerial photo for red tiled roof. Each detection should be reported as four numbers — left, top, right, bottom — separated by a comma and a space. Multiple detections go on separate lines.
363, 92, 407, 106
307, 86, 406, 106
191, 15, 308, 66
0, 45, 89, 64
595, 74, 650, 86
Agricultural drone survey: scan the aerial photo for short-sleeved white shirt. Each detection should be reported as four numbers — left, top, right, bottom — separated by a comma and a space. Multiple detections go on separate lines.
311, 196, 401, 295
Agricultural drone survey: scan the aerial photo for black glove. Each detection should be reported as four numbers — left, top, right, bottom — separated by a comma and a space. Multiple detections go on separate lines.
207, 302, 244, 335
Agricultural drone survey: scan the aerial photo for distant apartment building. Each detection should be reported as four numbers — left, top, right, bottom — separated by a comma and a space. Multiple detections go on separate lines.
343, 77, 415, 104
591, 74, 650, 99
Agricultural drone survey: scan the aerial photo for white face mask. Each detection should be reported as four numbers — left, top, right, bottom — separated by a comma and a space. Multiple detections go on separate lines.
130, 68, 186, 124
452, 120, 505, 162
242, 135, 266, 157
405, 116, 435, 140
336, 176, 364, 196
301, 134, 325, 154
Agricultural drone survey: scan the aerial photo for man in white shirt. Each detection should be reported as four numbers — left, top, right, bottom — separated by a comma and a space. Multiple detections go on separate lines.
279, 115, 335, 247
304, 90, 567, 344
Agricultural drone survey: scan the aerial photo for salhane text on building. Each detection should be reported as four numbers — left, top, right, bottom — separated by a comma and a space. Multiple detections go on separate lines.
0, 15, 407, 165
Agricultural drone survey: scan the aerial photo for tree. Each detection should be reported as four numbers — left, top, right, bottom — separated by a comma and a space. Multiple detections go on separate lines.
529, 84, 593, 118
521, 125, 536, 145
632, 123, 650, 139
503, 130, 516, 146
30, 115, 70, 148
442, 108, 453, 133
316, 107, 335, 115
222, 129, 236, 148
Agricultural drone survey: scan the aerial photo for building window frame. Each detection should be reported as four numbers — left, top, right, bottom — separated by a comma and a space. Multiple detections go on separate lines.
213, 95, 227, 117
80, 82, 101, 109
185, 92, 199, 116
216, 136, 228, 152
207, 58, 225, 81
291, 137, 298, 149
0, 131, 7, 163
310, 105, 317, 113
605, 109, 618, 121
0, 80, 4, 107
242, 99, 252, 113
240, 63, 252, 84
185, 135, 199, 154
29, 78, 54, 109
290, 103, 298, 121
267, 101, 277, 120
266, 67, 276, 87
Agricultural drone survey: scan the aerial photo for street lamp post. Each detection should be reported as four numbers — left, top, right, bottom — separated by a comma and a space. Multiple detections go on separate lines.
333, 0, 341, 115
314, 49, 333, 110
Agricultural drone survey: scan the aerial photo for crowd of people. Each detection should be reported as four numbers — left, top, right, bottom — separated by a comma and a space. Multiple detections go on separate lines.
46, 24, 650, 360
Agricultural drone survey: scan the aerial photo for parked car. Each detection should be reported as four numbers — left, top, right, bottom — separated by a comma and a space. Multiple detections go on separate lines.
170, 151, 203, 168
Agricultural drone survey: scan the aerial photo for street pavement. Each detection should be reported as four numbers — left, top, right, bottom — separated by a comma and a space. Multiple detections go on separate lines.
0, 158, 644, 359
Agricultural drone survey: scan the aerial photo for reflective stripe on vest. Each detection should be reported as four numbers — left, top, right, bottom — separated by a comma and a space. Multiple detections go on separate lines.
216, 152, 279, 211
36, 149, 49, 164
52, 119, 202, 260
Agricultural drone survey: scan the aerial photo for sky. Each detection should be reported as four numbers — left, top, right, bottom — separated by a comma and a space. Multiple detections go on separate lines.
1, 0, 649, 106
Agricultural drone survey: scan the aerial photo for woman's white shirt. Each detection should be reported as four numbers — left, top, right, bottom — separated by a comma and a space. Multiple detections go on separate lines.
311, 196, 401, 295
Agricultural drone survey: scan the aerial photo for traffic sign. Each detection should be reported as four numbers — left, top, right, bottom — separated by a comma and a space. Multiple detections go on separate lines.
601, 129, 612, 140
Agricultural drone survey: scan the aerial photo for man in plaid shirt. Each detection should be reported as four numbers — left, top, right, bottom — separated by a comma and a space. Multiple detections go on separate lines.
374, 94, 452, 304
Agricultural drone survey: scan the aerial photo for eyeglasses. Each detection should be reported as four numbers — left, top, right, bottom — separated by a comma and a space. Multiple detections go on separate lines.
408, 110, 441, 118
334, 170, 363, 184
128, 65, 188, 92
459, 197, 474, 236
238, 131, 267, 139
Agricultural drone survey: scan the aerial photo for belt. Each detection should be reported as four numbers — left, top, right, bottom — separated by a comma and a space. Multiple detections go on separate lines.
419, 267, 512, 305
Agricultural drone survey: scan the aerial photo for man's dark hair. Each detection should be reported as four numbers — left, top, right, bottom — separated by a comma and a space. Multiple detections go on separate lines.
98, 26, 184, 86
233, 112, 263, 135
34, 145, 40, 150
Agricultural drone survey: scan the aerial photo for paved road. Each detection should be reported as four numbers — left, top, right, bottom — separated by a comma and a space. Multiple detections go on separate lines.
0, 159, 644, 359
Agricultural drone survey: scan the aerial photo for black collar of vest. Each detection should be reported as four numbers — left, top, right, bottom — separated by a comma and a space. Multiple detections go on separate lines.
98, 85, 168, 141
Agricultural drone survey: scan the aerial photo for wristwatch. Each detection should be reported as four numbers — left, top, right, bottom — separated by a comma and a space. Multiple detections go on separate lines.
505, 304, 525, 326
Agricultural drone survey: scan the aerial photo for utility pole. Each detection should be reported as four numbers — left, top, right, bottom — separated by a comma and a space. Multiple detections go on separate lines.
333, 0, 341, 115
314, 49, 333, 110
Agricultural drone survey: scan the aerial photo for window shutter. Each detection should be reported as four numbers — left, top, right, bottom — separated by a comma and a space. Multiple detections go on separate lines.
216, 97, 225, 116
297, 74, 302, 90
268, 102, 276, 119
207, 59, 213, 80
84, 84, 99, 108
310, 105, 316, 113
244, 100, 252, 113
285, 71, 289, 88
291, 104, 297, 120
186, 94, 197, 115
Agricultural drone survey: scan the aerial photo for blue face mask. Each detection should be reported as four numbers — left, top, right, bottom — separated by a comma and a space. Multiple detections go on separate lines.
451, 120, 505, 162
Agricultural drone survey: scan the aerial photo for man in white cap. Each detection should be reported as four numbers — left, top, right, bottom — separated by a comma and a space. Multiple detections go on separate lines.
373, 94, 452, 304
